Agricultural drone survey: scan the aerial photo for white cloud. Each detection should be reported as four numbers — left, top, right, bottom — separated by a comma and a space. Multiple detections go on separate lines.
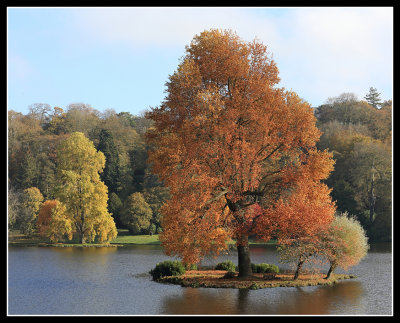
71, 7, 279, 50
71, 7, 393, 105
267, 7, 393, 104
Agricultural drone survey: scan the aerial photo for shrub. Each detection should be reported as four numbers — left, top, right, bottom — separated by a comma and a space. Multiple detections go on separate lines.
251, 263, 279, 274
249, 282, 260, 290
149, 260, 186, 281
184, 263, 198, 270
215, 260, 236, 272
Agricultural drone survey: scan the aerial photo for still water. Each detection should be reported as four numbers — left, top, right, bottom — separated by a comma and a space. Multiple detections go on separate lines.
8, 243, 392, 315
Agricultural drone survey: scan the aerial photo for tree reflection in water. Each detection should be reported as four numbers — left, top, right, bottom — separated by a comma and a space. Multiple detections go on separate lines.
161, 280, 364, 315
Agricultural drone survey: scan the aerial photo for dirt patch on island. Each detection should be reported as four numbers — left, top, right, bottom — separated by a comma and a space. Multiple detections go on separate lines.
160, 270, 356, 289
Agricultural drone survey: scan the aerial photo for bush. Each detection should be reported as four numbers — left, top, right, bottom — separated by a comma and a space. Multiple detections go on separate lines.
251, 263, 279, 274
149, 260, 186, 281
215, 260, 236, 272
249, 282, 260, 290
184, 263, 198, 270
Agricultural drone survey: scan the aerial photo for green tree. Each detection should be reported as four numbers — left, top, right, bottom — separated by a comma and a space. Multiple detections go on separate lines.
8, 187, 21, 229
316, 96, 376, 127
108, 192, 123, 227
94, 109, 142, 200
16, 147, 38, 189
349, 138, 392, 240
364, 87, 382, 108
97, 129, 122, 194
121, 192, 153, 234
142, 169, 170, 233
18, 187, 44, 236
316, 96, 392, 242
56, 132, 117, 243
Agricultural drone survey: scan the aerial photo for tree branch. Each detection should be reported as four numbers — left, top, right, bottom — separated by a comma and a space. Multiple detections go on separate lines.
205, 187, 229, 205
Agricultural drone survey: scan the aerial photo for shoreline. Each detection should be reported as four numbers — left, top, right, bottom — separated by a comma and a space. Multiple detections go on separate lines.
158, 270, 357, 289
7, 230, 277, 248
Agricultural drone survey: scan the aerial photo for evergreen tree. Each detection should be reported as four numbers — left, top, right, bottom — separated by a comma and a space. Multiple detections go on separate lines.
17, 148, 38, 189
364, 87, 382, 108
108, 192, 123, 227
97, 129, 122, 194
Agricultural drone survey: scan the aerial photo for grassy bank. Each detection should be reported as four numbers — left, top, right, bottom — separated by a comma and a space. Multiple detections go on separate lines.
8, 229, 276, 247
109, 230, 276, 246
110, 229, 160, 245
8, 229, 159, 247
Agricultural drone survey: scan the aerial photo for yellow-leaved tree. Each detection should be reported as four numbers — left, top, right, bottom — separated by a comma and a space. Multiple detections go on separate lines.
56, 132, 117, 243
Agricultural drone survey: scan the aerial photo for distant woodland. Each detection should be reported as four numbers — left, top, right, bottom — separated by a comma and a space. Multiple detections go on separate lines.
8, 88, 392, 242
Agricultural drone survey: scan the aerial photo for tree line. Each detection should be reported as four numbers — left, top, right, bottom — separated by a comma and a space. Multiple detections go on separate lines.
7, 91, 391, 243
315, 89, 392, 242
8, 103, 168, 239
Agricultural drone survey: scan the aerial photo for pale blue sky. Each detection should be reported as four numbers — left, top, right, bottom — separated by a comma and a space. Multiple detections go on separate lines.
7, 7, 393, 116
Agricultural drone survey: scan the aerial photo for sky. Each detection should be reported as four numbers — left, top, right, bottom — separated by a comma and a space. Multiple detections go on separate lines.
7, 7, 393, 116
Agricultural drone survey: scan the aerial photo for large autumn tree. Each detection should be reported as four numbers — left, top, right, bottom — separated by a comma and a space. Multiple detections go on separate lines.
146, 29, 335, 277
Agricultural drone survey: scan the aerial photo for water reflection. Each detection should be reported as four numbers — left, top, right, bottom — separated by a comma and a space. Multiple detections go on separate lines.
162, 288, 240, 314
161, 280, 364, 315
8, 243, 391, 315
52, 245, 118, 256
163, 281, 364, 315
276, 281, 364, 315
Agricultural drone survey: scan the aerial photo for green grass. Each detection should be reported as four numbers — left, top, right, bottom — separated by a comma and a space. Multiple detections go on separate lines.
9, 229, 275, 247
8, 229, 160, 247
110, 229, 161, 245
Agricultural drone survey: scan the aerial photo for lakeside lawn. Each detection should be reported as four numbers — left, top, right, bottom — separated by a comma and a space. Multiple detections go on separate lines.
8, 229, 276, 247
110, 229, 160, 245
110, 229, 277, 246
8, 229, 160, 247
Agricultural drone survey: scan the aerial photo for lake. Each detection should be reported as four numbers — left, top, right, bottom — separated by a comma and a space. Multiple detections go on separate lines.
7, 243, 392, 315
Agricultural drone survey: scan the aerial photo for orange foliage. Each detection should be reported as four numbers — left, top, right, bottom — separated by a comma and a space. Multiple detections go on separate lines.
146, 29, 335, 265
37, 200, 59, 237
257, 181, 336, 242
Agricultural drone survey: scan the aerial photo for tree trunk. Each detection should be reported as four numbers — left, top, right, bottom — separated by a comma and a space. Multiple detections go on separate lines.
79, 233, 86, 244
237, 235, 252, 278
325, 263, 336, 279
369, 162, 376, 224
79, 209, 85, 244
293, 259, 304, 280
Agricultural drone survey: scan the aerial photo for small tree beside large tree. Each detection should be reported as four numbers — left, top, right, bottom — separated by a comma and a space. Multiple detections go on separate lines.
55, 132, 117, 244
